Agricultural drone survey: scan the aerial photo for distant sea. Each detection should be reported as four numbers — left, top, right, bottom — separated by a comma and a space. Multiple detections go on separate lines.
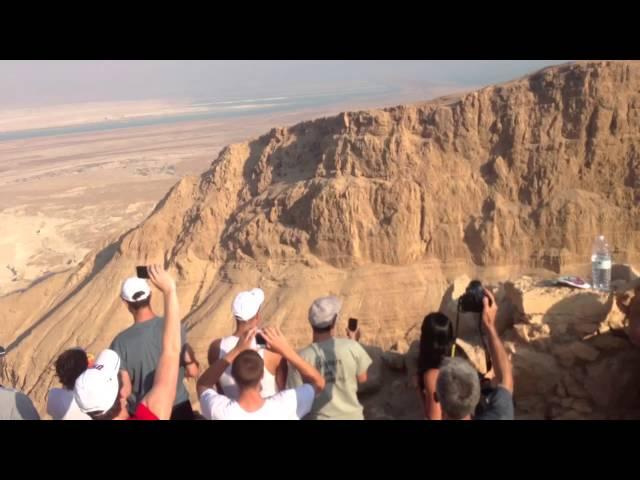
0, 87, 399, 142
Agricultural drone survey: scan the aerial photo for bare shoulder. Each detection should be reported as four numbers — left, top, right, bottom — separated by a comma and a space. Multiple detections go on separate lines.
424, 368, 439, 392
264, 349, 283, 371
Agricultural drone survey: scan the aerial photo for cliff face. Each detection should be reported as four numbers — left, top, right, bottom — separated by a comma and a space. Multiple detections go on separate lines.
2, 61, 640, 415
122, 60, 640, 272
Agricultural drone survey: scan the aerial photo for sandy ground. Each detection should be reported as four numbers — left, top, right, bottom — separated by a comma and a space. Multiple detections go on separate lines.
0, 89, 461, 295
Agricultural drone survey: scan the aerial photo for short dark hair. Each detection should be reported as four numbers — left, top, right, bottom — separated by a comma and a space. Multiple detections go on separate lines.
55, 349, 89, 390
311, 315, 337, 334
231, 350, 264, 389
87, 398, 122, 420
126, 293, 151, 311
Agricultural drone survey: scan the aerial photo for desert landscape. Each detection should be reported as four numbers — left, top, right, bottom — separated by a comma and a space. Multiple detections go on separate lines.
0, 115, 274, 294
0, 88, 444, 296
1, 60, 640, 420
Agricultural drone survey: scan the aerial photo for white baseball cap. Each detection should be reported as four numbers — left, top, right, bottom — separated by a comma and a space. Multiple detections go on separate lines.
121, 277, 151, 303
74, 349, 121, 415
232, 288, 265, 321
308, 296, 342, 328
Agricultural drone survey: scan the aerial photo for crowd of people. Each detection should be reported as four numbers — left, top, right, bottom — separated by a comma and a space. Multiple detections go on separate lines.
0, 263, 542, 420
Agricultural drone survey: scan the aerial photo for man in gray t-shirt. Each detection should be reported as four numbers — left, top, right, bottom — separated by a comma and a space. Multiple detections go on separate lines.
110, 277, 199, 420
287, 296, 372, 420
0, 345, 40, 420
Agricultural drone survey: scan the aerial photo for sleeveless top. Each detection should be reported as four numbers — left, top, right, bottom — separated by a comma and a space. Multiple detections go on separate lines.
217, 336, 278, 399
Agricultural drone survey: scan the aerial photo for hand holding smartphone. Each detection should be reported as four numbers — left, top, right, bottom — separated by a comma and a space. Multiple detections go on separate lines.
136, 266, 150, 279
348, 318, 358, 332
255, 332, 267, 346
346, 318, 361, 341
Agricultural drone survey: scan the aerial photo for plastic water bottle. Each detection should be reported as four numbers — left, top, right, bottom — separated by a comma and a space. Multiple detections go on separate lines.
591, 235, 612, 291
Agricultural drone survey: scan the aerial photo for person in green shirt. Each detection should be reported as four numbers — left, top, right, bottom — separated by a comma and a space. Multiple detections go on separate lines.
287, 296, 372, 420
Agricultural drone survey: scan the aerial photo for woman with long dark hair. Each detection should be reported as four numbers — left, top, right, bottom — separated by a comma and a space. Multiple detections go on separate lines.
47, 348, 91, 420
416, 312, 455, 420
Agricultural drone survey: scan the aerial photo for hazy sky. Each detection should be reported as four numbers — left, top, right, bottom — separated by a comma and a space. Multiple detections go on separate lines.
0, 60, 568, 108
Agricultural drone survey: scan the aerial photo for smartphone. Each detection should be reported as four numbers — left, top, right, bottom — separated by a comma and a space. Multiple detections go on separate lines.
348, 318, 358, 332
136, 266, 149, 279
255, 332, 267, 346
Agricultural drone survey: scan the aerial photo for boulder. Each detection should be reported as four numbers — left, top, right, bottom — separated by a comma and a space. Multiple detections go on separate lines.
555, 382, 568, 398
584, 349, 640, 410
504, 279, 612, 328
364, 406, 394, 420
404, 341, 419, 383
587, 333, 630, 351
572, 322, 599, 336
562, 372, 590, 399
551, 343, 577, 368
555, 410, 587, 420
571, 399, 594, 414
358, 345, 384, 394
391, 338, 410, 354
454, 336, 489, 375
511, 344, 561, 398
381, 351, 406, 372
567, 341, 600, 362
513, 323, 551, 344
439, 276, 512, 336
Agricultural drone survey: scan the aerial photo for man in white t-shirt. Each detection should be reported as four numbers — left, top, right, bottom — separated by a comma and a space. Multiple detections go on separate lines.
197, 326, 325, 420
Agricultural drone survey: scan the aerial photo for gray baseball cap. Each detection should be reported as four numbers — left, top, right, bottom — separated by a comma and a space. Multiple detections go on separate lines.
308, 296, 342, 328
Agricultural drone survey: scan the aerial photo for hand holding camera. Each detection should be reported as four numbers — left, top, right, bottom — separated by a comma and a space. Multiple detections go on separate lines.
458, 280, 493, 313
481, 288, 498, 333
458, 280, 497, 331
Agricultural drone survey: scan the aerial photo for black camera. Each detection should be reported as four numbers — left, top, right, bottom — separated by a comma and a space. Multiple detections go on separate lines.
458, 280, 492, 313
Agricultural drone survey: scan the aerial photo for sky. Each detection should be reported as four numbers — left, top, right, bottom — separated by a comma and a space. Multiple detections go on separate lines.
0, 60, 569, 108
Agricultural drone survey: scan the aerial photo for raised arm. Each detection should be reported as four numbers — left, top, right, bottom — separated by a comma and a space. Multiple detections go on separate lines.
140, 265, 181, 420
346, 326, 368, 383
261, 326, 326, 394
481, 288, 513, 394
